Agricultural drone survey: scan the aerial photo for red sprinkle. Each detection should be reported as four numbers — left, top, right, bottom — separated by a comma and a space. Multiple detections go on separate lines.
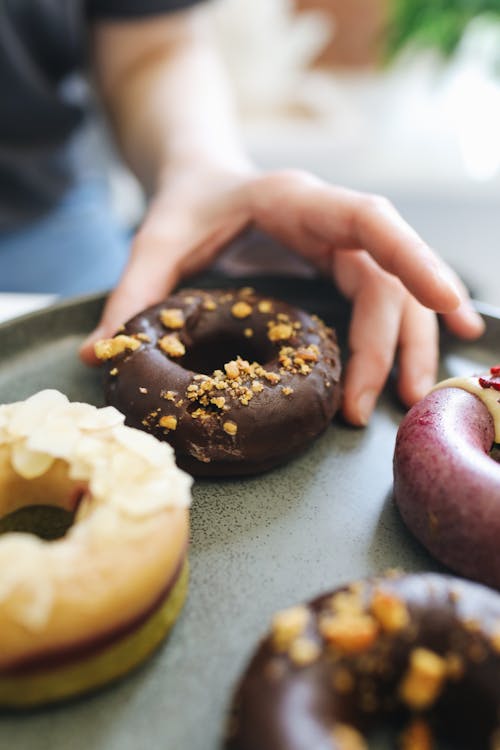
490, 365, 500, 375
479, 376, 500, 391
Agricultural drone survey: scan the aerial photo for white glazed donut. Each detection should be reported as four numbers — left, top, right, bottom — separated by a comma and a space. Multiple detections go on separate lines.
0, 390, 191, 708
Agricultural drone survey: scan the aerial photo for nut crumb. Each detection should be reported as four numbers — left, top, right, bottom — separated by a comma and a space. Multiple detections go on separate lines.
281, 387, 294, 396
94, 335, 141, 360
399, 648, 447, 710
110, 368, 118, 376
288, 637, 320, 667
231, 301, 252, 319
331, 724, 368, 750
159, 415, 177, 430
258, 300, 273, 313
223, 420, 238, 436
203, 298, 217, 311
371, 590, 410, 633
160, 308, 185, 329
244, 328, 253, 338
158, 334, 186, 358
268, 322, 294, 342
139, 387, 148, 394
272, 606, 310, 652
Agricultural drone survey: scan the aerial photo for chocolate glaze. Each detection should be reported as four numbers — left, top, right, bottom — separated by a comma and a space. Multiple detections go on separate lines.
225, 574, 500, 750
394, 388, 500, 589
102, 289, 342, 476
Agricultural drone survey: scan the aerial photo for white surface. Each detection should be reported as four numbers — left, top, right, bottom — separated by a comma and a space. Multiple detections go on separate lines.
0, 294, 56, 324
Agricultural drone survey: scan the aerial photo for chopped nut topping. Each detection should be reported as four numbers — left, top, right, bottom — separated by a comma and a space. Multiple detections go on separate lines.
110, 367, 118, 376
158, 334, 185, 358
399, 648, 447, 710
159, 308, 184, 329
159, 415, 177, 430
268, 322, 294, 342
203, 298, 217, 311
258, 300, 273, 313
135, 332, 151, 342
281, 387, 294, 396
399, 719, 433, 750
330, 589, 364, 617
240, 286, 255, 296
371, 591, 410, 633
94, 335, 141, 360
139, 387, 148, 394
320, 613, 379, 654
288, 637, 320, 667
210, 396, 226, 409
244, 328, 254, 338
231, 301, 253, 319
272, 606, 310, 652
223, 420, 238, 436
331, 724, 368, 750
252, 381, 264, 393
225, 360, 240, 379
162, 390, 177, 401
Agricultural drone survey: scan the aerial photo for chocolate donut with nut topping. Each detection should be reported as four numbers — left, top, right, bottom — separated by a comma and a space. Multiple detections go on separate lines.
225, 573, 500, 750
96, 288, 342, 476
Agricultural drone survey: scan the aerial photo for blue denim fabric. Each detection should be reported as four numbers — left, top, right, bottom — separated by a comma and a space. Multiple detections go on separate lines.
0, 180, 129, 295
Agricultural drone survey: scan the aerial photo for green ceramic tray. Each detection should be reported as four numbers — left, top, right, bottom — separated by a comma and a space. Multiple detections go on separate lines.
0, 276, 498, 750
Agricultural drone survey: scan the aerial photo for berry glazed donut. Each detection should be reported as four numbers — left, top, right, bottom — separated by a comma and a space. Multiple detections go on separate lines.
393, 368, 500, 590
0, 390, 191, 708
226, 573, 500, 750
95, 288, 342, 477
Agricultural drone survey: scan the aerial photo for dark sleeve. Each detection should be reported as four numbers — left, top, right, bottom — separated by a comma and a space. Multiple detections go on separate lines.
87, 0, 209, 19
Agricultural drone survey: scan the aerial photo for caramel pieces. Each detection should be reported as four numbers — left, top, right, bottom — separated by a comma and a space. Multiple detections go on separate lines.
399, 648, 447, 711
94, 335, 141, 361
159, 308, 185, 330
158, 334, 185, 358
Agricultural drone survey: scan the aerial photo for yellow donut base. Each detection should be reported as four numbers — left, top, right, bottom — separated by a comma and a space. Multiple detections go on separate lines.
0, 559, 189, 710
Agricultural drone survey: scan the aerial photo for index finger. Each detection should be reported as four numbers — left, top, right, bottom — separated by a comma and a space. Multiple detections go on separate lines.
251, 173, 462, 313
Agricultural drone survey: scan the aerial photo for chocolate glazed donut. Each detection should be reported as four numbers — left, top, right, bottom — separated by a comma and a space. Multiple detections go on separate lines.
393, 371, 500, 590
225, 573, 500, 750
96, 288, 342, 477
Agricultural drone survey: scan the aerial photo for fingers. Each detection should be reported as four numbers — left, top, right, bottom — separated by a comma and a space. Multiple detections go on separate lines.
397, 297, 439, 407
79, 235, 181, 365
341, 255, 406, 426
437, 268, 485, 339
250, 171, 463, 314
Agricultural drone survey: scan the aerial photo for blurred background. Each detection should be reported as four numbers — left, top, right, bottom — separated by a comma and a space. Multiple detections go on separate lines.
208, 0, 500, 305
112, 0, 500, 305
201, 0, 500, 306
2, 0, 500, 321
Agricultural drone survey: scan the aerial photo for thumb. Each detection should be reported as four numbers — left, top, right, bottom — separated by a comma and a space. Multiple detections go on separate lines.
79, 235, 180, 365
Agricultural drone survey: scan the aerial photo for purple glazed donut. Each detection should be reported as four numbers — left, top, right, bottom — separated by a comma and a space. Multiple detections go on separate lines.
393, 369, 500, 590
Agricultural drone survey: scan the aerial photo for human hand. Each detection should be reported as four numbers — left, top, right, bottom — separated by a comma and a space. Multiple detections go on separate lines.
80, 167, 484, 425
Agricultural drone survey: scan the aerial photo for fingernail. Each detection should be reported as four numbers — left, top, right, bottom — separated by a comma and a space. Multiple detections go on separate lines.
462, 302, 485, 333
357, 390, 377, 426
433, 264, 461, 302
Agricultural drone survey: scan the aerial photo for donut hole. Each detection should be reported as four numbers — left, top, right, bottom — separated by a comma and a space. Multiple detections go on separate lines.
181, 333, 273, 375
0, 448, 85, 540
490, 443, 500, 463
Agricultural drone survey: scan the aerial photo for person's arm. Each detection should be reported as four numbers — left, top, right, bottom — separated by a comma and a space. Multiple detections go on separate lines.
81, 6, 484, 426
